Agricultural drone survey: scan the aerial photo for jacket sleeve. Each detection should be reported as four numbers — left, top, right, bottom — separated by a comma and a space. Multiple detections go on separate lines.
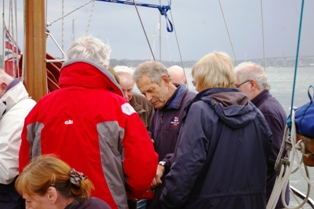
122, 111, 158, 199
263, 111, 285, 170
19, 102, 38, 173
0, 100, 35, 184
160, 103, 207, 208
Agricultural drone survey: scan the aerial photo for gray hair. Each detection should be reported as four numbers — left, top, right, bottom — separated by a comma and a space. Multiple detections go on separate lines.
133, 61, 169, 85
66, 36, 111, 68
234, 62, 270, 90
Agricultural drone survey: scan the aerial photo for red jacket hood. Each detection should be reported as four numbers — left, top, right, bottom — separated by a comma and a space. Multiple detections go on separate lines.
59, 60, 123, 97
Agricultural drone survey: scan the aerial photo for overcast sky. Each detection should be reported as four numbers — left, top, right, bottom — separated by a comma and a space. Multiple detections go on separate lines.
1, 0, 314, 63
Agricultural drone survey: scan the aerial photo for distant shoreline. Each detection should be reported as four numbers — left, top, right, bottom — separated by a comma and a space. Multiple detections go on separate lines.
1, 55, 314, 69
110, 56, 314, 68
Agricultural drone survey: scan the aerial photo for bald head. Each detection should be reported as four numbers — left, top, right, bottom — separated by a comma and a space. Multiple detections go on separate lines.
167, 65, 187, 85
113, 66, 134, 101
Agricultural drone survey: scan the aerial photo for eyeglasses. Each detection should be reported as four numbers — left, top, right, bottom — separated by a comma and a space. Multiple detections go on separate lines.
192, 80, 196, 86
235, 80, 250, 88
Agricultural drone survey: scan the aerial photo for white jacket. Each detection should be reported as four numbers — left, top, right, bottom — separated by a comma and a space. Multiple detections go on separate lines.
0, 81, 36, 184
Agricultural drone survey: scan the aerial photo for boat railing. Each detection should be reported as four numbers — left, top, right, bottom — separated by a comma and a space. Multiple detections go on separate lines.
46, 30, 66, 63
290, 185, 314, 208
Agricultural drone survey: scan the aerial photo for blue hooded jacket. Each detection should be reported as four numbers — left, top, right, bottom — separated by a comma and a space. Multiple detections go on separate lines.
160, 88, 272, 209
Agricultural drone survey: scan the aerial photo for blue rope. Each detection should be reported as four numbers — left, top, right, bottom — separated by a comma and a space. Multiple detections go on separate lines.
289, 0, 305, 118
96, 0, 173, 32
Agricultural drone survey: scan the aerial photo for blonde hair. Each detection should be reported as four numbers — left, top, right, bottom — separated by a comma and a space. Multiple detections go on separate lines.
192, 51, 235, 91
15, 155, 94, 199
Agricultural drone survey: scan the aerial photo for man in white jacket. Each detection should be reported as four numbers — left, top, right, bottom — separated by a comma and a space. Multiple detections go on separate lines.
0, 69, 36, 209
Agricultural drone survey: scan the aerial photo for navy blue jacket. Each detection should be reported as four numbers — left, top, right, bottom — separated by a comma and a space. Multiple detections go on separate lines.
252, 90, 289, 208
160, 88, 272, 209
147, 84, 196, 209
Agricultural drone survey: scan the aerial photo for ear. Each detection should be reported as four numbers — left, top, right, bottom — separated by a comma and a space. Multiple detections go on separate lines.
249, 80, 257, 90
161, 74, 170, 84
0, 82, 7, 91
46, 186, 58, 204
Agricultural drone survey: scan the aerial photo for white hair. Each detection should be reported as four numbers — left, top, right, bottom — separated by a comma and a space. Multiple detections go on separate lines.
66, 36, 111, 67
234, 62, 270, 90
113, 66, 134, 76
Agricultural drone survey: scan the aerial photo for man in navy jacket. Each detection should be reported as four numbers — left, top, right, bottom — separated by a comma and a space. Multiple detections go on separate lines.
235, 62, 289, 208
133, 61, 196, 209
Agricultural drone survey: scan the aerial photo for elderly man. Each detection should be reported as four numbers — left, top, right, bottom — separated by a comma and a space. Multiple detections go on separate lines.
133, 61, 196, 209
167, 65, 187, 85
0, 70, 36, 209
234, 61, 289, 208
114, 66, 154, 130
19, 36, 158, 209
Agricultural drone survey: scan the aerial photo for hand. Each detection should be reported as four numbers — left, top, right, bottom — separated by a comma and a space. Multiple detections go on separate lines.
151, 164, 165, 187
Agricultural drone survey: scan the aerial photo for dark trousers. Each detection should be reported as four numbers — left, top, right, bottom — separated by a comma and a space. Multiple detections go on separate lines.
0, 177, 25, 209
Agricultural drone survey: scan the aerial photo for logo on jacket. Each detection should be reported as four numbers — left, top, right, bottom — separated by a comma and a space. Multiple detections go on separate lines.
170, 116, 180, 128
64, 120, 73, 125
121, 103, 136, 115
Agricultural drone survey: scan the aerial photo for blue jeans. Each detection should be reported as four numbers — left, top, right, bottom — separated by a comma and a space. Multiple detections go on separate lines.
137, 199, 147, 209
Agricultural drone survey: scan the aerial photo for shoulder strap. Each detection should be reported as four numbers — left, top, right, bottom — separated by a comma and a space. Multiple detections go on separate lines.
308, 85, 313, 103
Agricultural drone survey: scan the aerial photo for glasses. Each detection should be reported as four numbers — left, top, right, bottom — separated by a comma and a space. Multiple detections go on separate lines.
192, 80, 196, 86
235, 80, 250, 88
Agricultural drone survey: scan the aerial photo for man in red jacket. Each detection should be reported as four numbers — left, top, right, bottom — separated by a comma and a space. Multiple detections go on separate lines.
19, 36, 158, 209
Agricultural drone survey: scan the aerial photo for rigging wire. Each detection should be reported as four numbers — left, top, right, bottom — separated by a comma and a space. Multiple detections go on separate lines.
47, 0, 94, 27
14, 0, 20, 78
62, 0, 64, 53
132, 0, 156, 61
150, 13, 159, 61
166, 0, 188, 88
159, 0, 161, 60
46, 0, 94, 58
289, 0, 305, 118
45, 0, 66, 62
86, 0, 95, 35
217, 0, 237, 65
5, 0, 20, 78
14, 0, 17, 54
260, 0, 266, 69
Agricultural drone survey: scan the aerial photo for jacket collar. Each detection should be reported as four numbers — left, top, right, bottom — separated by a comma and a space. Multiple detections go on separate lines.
0, 81, 31, 117
163, 84, 188, 110
59, 59, 123, 97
